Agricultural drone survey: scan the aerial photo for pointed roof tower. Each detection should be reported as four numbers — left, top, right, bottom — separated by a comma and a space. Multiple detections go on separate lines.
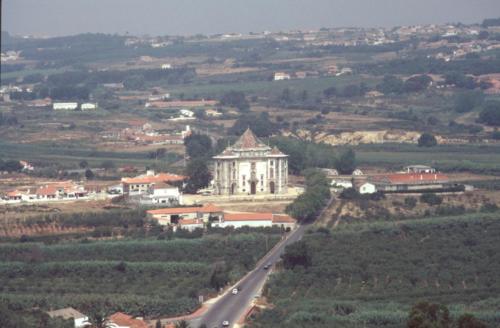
232, 128, 268, 150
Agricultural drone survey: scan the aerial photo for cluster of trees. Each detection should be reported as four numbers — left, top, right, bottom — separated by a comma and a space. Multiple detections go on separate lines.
285, 170, 331, 223
418, 133, 438, 147
0, 112, 18, 126
408, 301, 487, 328
219, 91, 250, 111
323, 82, 369, 98
478, 101, 500, 126
251, 212, 500, 327
0, 232, 279, 319
229, 112, 279, 137
0, 159, 23, 173
183, 133, 213, 193
376, 75, 433, 94
453, 90, 485, 113
270, 137, 357, 175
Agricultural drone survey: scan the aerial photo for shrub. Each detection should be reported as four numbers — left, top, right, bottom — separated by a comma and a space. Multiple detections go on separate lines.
420, 193, 443, 206
418, 133, 437, 147
404, 197, 418, 209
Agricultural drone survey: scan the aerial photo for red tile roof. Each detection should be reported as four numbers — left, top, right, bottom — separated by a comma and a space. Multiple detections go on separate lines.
272, 214, 295, 223
122, 173, 186, 184
224, 212, 274, 221
108, 312, 147, 328
232, 128, 268, 149
147, 204, 222, 215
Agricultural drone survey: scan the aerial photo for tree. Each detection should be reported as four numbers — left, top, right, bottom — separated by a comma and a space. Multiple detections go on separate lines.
377, 75, 404, 94
454, 90, 484, 113
175, 320, 191, 328
444, 72, 476, 89
335, 149, 356, 174
86, 311, 111, 328
184, 159, 212, 193
456, 314, 487, 328
282, 240, 312, 269
403, 75, 433, 93
418, 133, 437, 147
220, 91, 249, 111
184, 134, 213, 159
0, 160, 23, 173
478, 101, 500, 126
209, 263, 229, 290
156, 320, 162, 328
79, 160, 89, 169
420, 193, 443, 206
85, 168, 95, 180
407, 301, 452, 328
123, 75, 145, 90
228, 112, 278, 137
323, 86, 337, 98
100, 160, 115, 170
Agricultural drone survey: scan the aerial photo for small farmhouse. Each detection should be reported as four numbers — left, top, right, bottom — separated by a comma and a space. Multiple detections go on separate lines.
47, 307, 89, 328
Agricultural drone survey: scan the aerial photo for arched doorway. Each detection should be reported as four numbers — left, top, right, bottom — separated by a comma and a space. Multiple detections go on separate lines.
230, 183, 236, 195
269, 181, 275, 194
250, 182, 256, 195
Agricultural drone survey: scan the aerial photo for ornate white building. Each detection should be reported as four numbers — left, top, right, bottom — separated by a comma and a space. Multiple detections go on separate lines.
213, 128, 288, 195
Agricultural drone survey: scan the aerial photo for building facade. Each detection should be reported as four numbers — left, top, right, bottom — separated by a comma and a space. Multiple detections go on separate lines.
212, 128, 288, 196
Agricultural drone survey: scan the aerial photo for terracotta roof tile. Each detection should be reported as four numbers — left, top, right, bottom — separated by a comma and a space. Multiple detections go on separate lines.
122, 173, 186, 184
108, 312, 147, 328
232, 128, 268, 149
272, 214, 295, 223
224, 212, 274, 221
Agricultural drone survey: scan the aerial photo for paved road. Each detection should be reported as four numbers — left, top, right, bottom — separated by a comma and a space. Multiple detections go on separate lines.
191, 225, 307, 328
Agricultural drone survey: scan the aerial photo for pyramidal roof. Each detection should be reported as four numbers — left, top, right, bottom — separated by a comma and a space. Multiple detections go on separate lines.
232, 128, 268, 149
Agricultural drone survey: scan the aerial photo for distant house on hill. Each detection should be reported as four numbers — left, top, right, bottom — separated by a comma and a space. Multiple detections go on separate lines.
274, 72, 291, 81
53, 102, 78, 111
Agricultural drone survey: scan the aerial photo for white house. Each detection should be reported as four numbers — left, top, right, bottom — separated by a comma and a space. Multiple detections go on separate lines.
81, 103, 98, 111
359, 182, 377, 194
352, 169, 364, 176
214, 212, 296, 229
53, 102, 78, 111
139, 182, 182, 205
180, 109, 195, 117
274, 72, 291, 81
47, 308, 89, 328
161, 63, 172, 69
330, 179, 353, 192
146, 204, 223, 225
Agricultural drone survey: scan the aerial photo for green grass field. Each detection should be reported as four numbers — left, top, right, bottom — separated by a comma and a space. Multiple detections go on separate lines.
0, 141, 180, 169
353, 143, 500, 174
